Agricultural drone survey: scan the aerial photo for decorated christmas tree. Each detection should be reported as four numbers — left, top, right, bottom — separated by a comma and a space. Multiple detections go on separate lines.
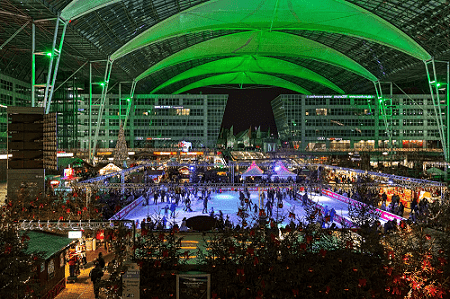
114, 124, 128, 167
0, 201, 42, 298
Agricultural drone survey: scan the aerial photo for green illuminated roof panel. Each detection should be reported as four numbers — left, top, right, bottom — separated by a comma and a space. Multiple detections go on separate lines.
173, 72, 312, 94
111, 0, 430, 61
61, 0, 120, 20
136, 31, 377, 83
151, 56, 344, 94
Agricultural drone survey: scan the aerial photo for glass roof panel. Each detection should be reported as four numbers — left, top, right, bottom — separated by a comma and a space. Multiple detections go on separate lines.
151, 56, 344, 94
135, 30, 377, 83
111, 0, 430, 61
174, 72, 312, 94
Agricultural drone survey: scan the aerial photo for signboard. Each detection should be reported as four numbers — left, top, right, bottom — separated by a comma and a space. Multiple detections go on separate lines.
177, 273, 210, 299
306, 95, 374, 99
63, 167, 74, 178
123, 263, 140, 299
68, 231, 82, 239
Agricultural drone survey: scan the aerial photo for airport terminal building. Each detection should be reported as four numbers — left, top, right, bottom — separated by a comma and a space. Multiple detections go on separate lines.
272, 94, 445, 151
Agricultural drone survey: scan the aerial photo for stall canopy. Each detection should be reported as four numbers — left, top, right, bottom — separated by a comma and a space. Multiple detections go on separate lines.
99, 163, 122, 175
272, 162, 297, 180
241, 161, 265, 178
58, 157, 86, 170
24, 231, 74, 260
426, 167, 445, 176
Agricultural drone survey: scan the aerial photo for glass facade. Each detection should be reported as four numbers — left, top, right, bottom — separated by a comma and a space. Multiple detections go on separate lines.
76, 94, 228, 149
271, 94, 446, 150
0, 74, 32, 149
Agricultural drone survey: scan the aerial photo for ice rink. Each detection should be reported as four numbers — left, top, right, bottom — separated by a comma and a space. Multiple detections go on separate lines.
122, 190, 365, 229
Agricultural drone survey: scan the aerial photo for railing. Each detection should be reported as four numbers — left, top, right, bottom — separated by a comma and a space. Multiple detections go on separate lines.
110, 195, 146, 220
297, 193, 354, 227
321, 190, 405, 222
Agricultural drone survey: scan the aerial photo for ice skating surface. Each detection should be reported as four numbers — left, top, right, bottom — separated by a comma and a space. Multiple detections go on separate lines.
123, 191, 378, 229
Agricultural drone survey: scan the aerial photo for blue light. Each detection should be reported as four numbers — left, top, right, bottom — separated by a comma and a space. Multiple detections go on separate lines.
274, 166, 281, 172
215, 194, 235, 200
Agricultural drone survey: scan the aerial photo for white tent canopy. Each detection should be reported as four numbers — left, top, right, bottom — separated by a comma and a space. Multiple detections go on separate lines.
272, 161, 297, 180
99, 163, 122, 175
241, 161, 266, 178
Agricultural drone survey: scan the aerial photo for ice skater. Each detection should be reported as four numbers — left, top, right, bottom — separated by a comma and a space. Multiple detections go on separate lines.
202, 195, 208, 214
266, 200, 273, 217
170, 202, 177, 218
162, 216, 167, 229
164, 205, 169, 216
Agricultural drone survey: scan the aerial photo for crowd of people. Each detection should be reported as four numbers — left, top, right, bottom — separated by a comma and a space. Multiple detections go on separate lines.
136, 184, 300, 230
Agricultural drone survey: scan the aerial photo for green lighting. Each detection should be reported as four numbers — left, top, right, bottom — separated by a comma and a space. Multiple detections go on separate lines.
437, 83, 441, 87
46, 52, 52, 57
100, 82, 105, 86
126, 98, 130, 102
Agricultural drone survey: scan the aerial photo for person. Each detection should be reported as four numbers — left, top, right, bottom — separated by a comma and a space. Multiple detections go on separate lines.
164, 205, 170, 216
202, 196, 208, 214
97, 252, 105, 269
170, 202, 177, 218
90, 262, 104, 299
382, 192, 388, 202
180, 217, 189, 231
302, 192, 308, 206
225, 215, 232, 228
381, 200, 386, 211
186, 200, 193, 212
162, 215, 168, 229
329, 208, 336, 223
398, 202, 404, 217
411, 198, 418, 212
68, 248, 78, 278
323, 205, 329, 218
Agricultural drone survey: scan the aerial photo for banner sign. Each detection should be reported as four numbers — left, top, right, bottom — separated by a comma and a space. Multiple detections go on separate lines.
123, 263, 140, 299
177, 273, 210, 299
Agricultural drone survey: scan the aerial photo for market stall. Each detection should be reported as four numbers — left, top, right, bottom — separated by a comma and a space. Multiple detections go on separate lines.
99, 163, 122, 176
25, 231, 74, 299
241, 161, 266, 180
271, 162, 297, 181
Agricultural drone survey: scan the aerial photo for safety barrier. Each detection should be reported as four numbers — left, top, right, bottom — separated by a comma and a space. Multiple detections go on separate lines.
110, 195, 146, 220
296, 193, 354, 227
321, 190, 405, 222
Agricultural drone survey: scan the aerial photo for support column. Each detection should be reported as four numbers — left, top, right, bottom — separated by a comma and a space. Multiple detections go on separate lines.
124, 80, 137, 148
92, 58, 114, 162
374, 81, 394, 150
424, 59, 448, 162
89, 62, 93, 163
43, 16, 60, 109
46, 19, 68, 114
31, 22, 35, 107
124, 80, 137, 130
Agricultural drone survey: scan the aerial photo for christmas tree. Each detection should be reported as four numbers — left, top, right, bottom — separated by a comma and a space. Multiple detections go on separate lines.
114, 124, 128, 167
0, 202, 42, 298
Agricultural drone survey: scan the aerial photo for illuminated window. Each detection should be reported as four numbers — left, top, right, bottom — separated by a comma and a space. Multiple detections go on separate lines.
176, 108, 190, 115
316, 108, 327, 116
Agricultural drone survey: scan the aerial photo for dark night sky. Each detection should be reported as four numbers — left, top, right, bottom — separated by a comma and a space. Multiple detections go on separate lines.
188, 87, 298, 135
